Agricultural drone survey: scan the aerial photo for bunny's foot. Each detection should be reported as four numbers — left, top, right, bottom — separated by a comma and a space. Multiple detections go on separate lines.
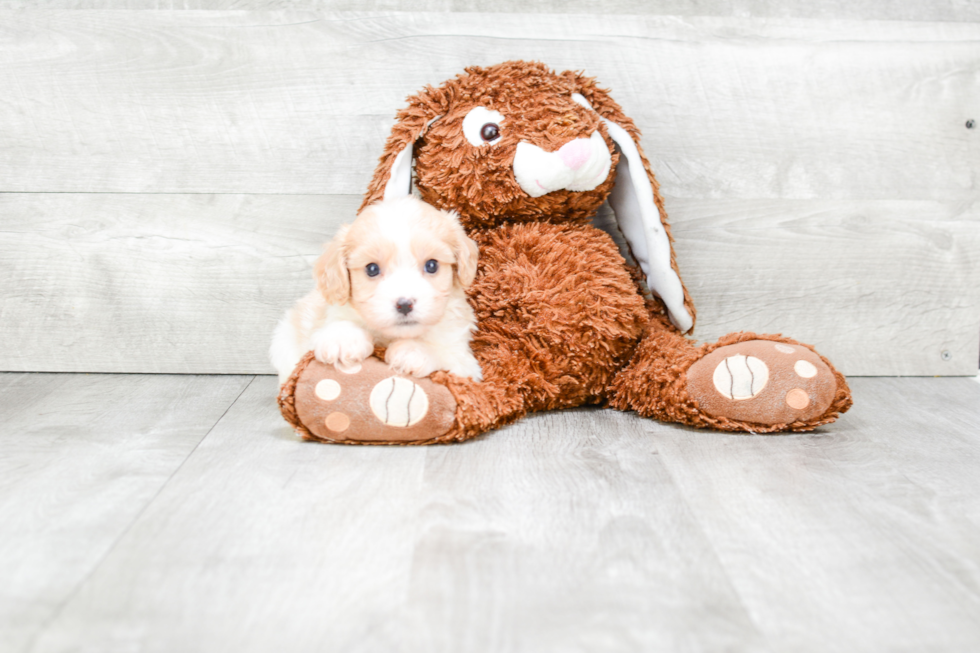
684, 337, 851, 432
611, 329, 852, 433
278, 352, 457, 445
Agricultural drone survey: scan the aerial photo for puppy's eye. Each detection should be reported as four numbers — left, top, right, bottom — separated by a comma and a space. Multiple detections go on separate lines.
365, 263, 381, 277
463, 107, 505, 146
424, 259, 439, 274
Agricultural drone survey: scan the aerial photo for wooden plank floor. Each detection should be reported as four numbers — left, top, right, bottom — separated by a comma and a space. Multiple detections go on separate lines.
2, 373, 979, 652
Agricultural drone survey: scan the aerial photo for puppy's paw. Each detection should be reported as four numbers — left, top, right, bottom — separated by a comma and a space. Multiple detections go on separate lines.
385, 339, 439, 378
448, 352, 483, 382
310, 322, 374, 369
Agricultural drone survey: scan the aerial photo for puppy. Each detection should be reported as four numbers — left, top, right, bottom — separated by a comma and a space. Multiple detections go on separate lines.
270, 196, 482, 385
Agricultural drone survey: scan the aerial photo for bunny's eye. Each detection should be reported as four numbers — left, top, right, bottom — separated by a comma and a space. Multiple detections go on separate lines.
480, 124, 500, 142
463, 107, 505, 146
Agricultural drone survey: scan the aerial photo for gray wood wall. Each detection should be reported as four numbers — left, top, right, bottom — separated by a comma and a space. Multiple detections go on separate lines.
1, 6, 978, 375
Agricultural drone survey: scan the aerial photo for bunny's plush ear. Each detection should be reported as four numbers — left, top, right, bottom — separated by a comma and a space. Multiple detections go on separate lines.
568, 77, 695, 334
360, 86, 449, 212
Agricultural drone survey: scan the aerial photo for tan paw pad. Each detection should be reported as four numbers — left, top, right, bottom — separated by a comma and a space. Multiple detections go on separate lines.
687, 340, 838, 426
325, 412, 351, 432
369, 377, 429, 427
794, 360, 817, 379
785, 388, 810, 409
336, 362, 362, 375
712, 355, 769, 400
315, 379, 342, 401
291, 356, 457, 443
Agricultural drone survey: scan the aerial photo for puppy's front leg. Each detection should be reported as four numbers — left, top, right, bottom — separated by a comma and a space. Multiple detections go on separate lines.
385, 339, 439, 378
444, 349, 483, 382
310, 321, 374, 370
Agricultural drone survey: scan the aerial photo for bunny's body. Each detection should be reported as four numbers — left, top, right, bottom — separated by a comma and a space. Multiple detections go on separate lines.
279, 61, 851, 444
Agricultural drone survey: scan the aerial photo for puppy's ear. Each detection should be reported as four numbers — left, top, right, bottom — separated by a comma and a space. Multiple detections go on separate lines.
314, 225, 351, 305
454, 235, 479, 289
564, 71, 696, 334
360, 85, 450, 211
450, 216, 479, 288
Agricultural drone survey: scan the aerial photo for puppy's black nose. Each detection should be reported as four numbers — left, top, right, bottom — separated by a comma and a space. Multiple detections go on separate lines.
396, 298, 414, 316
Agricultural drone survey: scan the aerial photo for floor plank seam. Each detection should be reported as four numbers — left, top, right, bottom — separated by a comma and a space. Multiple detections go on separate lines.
21, 375, 258, 653
647, 424, 777, 652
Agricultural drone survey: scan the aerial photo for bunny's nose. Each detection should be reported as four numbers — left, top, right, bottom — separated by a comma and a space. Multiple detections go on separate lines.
396, 298, 414, 315
557, 138, 592, 170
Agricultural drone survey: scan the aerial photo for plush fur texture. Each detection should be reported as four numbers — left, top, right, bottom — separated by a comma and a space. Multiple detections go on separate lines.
360, 61, 696, 330
279, 60, 852, 443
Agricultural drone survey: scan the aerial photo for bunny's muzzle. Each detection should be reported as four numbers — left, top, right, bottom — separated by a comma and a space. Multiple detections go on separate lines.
512, 131, 612, 198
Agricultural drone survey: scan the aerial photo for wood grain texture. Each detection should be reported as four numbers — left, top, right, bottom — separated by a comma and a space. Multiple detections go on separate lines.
15, 375, 980, 652
2, 193, 976, 375
0, 11, 976, 199
0, 193, 360, 374
0, 372, 252, 653
28, 376, 768, 653
0, 11, 977, 374
667, 199, 980, 376
399, 409, 767, 653
653, 376, 980, 651
28, 376, 434, 653
2, 1, 978, 22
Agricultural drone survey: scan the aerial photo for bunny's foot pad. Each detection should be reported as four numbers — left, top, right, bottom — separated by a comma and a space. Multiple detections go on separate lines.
278, 352, 457, 445
686, 339, 842, 430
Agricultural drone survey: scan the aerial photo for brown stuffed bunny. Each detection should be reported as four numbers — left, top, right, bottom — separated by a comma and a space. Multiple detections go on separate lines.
279, 60, 852, 444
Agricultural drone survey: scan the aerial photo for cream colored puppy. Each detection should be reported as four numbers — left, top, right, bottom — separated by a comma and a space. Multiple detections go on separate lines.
270, 196, 482, 385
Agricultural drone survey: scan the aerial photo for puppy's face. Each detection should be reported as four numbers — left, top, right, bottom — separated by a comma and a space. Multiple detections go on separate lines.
315, 197, 478, 340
